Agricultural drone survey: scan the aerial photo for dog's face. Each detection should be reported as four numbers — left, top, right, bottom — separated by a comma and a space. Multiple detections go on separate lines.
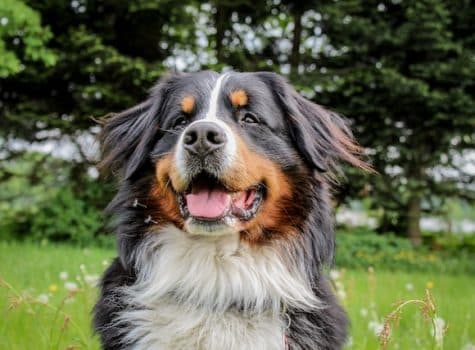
101, 71, 366, 245
153, 72, 306, 239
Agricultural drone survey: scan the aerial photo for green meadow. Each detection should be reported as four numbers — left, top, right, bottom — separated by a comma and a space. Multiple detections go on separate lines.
0, 241, 474, 350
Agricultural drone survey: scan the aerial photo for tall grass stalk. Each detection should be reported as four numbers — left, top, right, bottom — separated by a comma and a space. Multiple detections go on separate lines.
379, 289, 447, 350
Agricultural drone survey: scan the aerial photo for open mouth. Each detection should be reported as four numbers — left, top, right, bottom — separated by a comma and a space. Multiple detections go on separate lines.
177, 172, 264, 224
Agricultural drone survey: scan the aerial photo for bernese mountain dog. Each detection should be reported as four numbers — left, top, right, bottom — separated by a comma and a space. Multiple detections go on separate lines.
94, 71, 367, 350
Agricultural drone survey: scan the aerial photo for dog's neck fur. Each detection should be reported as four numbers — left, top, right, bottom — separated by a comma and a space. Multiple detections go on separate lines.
114, 225, 321, 350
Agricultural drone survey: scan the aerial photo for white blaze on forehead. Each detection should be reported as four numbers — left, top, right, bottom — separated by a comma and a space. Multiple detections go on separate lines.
205, 73, 229, 120
175, 72, 237, 181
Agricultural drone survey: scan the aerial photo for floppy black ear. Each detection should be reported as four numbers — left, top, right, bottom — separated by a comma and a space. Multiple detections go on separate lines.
257, 72, 369, 175
99, 76, 175, 180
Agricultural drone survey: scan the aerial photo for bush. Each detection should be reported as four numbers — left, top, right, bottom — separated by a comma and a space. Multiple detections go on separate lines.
422, 231, 475, 254
0, 179, 114, 247
29, 186, 103, 245
335, 227, 475, 274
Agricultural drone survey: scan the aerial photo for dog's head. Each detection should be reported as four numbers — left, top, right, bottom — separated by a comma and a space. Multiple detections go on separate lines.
101, 71, 366, 252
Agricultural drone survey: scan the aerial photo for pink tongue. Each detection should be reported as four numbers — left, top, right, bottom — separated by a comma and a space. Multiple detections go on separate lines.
185, 189, 231, 219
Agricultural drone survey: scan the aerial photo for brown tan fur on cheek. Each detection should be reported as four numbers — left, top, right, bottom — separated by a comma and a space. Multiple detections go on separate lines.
222, 136, 297, 244
155, 152, 187, 193
150, 154, 185, 229
240, 169, 297, 245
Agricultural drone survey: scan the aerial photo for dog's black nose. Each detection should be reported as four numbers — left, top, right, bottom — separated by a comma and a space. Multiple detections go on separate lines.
183, 121, 226, 156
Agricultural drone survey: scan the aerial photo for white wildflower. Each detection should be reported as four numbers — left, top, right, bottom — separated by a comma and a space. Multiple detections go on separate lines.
329, 269, 340, 281
405, 283, 414, 291
102, 260, 109, 267
0, 17, 9, 26
337, 289, 346, 300
360, 308, 368, 318
431, 316, 446, 348
65, 297, 76, 304
346, 336, 353, 348
36, 294, 49, 304
368, 320, 384, 337
64, 281, 79, 292
59, 271, 69, 280
84, 274, 99, 286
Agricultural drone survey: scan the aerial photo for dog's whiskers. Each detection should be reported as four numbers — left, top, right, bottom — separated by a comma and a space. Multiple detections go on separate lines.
158, 128, 181, 135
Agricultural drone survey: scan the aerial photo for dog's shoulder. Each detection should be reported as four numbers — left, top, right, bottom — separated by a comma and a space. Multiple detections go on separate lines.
94, 258, 135, 350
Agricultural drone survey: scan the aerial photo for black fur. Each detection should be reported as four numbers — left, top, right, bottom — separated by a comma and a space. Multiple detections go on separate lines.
94, 71, 364, 349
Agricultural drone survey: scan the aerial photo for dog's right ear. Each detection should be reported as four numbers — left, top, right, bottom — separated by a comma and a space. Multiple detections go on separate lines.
98, 76, 175, 180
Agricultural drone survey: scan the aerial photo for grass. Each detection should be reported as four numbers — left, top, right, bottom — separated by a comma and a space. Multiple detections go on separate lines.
0, 241, 474, 350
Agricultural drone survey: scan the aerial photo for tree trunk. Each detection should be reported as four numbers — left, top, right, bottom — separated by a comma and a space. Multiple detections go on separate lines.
214, 5, 226, 62
290, 7, 303, 76
407, 195, 422, 246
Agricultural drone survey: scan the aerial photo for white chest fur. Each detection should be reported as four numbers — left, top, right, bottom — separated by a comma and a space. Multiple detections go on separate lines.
118, 298, 285, 350
115, 226, 319, 350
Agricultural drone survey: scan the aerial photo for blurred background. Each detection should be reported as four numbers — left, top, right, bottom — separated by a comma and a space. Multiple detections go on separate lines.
0, 1, 474, 349
1, 0, 474, 253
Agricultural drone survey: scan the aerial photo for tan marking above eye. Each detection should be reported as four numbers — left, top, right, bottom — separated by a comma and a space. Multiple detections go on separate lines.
181, 96, 195, 114
230, 89, 248, 107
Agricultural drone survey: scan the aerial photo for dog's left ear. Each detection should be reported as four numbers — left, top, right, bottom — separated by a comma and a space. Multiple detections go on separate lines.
258, 72, 369, 174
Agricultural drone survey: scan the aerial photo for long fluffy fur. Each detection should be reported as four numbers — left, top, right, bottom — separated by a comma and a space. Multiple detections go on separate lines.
112, 225, 322, 349
94, 71, 362, 350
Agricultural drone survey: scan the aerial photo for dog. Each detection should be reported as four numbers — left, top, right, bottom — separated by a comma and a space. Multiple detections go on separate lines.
93, 71, 367, 350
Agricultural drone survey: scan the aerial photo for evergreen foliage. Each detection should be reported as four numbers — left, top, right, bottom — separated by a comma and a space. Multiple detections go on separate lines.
0, 0, 473, 243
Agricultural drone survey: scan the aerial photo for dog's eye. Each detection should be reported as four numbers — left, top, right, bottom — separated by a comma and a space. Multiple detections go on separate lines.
173, 116, 188, 130
241, 112, 259, 124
